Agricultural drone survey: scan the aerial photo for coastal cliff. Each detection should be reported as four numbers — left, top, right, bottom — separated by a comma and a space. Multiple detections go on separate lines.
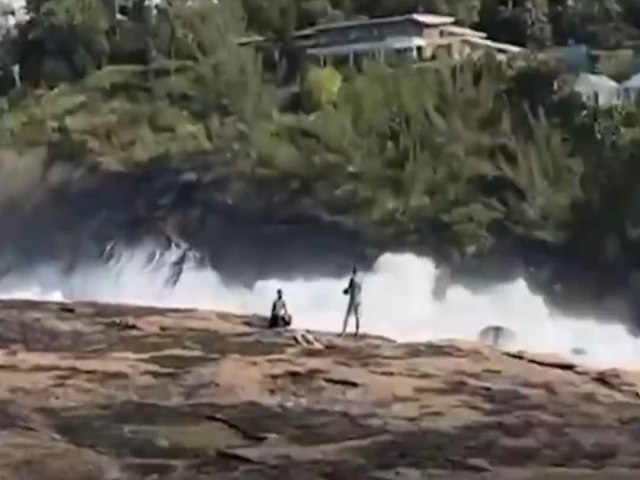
1, 299, 640, 479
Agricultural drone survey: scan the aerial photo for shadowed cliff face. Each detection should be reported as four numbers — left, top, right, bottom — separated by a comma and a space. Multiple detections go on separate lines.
0, 159, 376, 285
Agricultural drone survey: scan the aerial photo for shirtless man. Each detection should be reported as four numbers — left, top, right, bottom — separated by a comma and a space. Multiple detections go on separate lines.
341, 267, 362, 337
269, 289, 291, 329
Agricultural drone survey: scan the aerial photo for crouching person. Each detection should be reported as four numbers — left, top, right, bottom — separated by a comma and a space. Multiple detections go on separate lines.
269, 289, 292, 329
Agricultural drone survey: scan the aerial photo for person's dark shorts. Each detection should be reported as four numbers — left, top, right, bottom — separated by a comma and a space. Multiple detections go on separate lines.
269, 314, 291, 329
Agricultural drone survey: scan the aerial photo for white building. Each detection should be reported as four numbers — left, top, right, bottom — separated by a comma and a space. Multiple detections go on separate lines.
574, 73, 623, 107
304, 14, 523, 67
573, 71, 640, 107
620, 72, 640, 103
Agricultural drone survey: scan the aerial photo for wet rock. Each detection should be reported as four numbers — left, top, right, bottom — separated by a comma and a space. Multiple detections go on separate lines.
0, 299, 640, 479
590, 369, 640, 398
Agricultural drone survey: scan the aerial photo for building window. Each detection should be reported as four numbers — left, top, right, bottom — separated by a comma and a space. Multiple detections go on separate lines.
385, 47, 417, 67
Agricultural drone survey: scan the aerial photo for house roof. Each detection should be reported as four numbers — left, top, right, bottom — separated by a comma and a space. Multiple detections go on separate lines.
441, 25, 487, 38
461, 36, 523, 53
310, 13, 456, 33
575, 73, 619, 89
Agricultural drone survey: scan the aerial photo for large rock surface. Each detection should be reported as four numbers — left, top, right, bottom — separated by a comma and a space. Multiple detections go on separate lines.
0, 299, 640, 479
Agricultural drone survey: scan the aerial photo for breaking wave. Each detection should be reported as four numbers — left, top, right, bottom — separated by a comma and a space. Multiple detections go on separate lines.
0, 243, 639, 369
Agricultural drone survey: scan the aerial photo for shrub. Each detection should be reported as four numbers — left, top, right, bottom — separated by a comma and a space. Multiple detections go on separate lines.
301, 65, 343, 112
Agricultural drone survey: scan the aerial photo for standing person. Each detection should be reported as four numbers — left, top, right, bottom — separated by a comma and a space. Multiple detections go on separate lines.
341, 267, 362, 337
432, 264, 452, 302
269, 289, 291, 329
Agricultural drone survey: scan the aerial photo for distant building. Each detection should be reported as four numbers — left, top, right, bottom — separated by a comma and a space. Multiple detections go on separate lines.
574, 73, 622, 107
621, 73, 640, 103
302, 13, 523, 67
239, 12, 524, 74
572, 71, 640, 107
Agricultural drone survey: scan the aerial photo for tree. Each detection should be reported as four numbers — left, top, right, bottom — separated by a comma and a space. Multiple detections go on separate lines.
270, 55, 585, 253
479, 0, 552, 48
549, 0, 625, 47
154, 0, 271, 121
19, 0, 111, 87
301, 65, 342, 111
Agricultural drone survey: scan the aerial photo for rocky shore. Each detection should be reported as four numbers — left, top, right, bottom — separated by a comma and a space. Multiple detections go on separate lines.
1, 299, 640, 479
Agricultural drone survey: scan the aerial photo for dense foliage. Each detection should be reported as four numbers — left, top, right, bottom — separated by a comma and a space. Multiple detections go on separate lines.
3, 0, 640, 274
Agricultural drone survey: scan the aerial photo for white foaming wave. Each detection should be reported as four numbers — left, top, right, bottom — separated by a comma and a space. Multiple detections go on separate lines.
0, 245, 639, 369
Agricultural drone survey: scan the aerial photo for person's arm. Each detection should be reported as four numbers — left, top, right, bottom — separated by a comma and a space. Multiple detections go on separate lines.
343, 277, 353, 295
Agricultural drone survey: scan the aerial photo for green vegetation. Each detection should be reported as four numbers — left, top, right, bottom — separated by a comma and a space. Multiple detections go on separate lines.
253, 58, 592, 253
3, 0, 640, 270
0, 64, 215, 166
301, 66, 343, 111
1, 0, 269, 167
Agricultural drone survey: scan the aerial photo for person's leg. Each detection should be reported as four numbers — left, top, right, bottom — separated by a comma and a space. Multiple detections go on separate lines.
341, 303, 353, 336
354, 303, 361, 337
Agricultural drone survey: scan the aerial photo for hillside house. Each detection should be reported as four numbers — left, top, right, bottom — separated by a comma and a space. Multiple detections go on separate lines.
571, 71, 640, 107
239, 12, 523, 82
303, 14, 522, 67
574, 73, 623, 107
619, 73, 640, 103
